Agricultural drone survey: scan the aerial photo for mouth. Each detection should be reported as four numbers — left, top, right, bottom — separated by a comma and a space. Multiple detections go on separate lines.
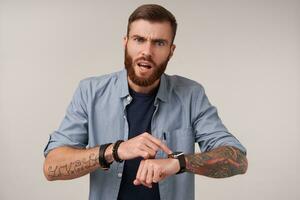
137, 62, 152, 68
136, 61, 153, 72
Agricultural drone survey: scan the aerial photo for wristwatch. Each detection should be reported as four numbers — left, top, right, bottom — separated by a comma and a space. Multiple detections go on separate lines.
168, 152, 186, 174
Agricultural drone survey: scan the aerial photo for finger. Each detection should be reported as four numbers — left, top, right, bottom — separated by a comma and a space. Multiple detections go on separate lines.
153, 167, 167, 183
139, 144, 156, 159
139, 161, 148, 186
134, 160, 144, 185
133, 179, 141, 185
143, 141, 159, 155
153, 167, 162, 183
146, 164, 154, 188
145, 134, 172, 154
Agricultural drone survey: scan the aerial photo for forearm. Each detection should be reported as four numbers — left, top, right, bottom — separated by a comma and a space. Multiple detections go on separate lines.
185, 146, 248, 178
43, 146, 102, 181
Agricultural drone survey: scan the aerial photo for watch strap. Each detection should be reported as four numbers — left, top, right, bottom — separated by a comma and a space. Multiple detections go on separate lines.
168, 152, 186, 174
176, 153, 186, 174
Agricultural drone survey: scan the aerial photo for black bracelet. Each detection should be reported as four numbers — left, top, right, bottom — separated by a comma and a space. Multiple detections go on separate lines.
112, 140, 124, 163
99, 143, 112, 170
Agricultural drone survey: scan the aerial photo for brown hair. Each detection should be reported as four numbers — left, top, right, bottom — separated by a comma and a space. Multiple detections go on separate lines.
127, 4, 177, 44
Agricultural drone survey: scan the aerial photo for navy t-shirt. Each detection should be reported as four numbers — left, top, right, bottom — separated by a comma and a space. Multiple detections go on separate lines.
117, 87, 160, 200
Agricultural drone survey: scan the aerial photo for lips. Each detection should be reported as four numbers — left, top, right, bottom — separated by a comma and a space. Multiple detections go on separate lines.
137, 61, 152, 69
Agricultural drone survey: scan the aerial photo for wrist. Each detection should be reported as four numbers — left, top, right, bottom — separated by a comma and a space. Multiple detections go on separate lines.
112, 140, 124, 162
98, 143, 113, 170
169, 158, 181, 174
168, 152, 186, 174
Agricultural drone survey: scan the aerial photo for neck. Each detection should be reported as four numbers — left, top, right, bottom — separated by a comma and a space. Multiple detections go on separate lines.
127, 77, 160, 94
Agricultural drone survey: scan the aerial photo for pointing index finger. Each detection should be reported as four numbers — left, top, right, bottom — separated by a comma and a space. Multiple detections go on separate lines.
146, 134, 172, 154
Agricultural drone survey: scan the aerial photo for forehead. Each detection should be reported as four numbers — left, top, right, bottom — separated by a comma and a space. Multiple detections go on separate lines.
128, 19, 173, 41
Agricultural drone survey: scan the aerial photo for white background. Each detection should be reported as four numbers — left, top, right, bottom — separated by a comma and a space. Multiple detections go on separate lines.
1, 0, 299, 199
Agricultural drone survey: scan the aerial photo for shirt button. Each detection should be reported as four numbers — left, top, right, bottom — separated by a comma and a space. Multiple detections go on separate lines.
117, 173, 122, 178
127, 96, 132, 102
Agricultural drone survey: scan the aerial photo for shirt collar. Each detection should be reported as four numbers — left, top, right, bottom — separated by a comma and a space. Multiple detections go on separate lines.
117, 68, 168, 103
118, 69, 130, 98
156, 73, 168, 103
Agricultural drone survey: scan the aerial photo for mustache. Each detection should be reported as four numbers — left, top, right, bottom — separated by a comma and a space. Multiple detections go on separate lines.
135, 56, 155, 65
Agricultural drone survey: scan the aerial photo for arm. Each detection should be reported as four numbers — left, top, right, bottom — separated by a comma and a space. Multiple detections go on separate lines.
134, 146, 247, 188
43, 146, 102, 181
186, 146, 247, 178
43, 132, 171, 181
190, 86, 247, 178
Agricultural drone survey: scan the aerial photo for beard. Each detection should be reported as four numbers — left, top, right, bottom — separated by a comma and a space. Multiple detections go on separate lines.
124, 46, 170, 87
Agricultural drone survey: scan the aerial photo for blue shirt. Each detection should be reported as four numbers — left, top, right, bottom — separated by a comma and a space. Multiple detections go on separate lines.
44, 69, 246, 200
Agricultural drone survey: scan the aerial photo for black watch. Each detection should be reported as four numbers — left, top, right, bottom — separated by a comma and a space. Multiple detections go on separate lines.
168, 152, 186, 174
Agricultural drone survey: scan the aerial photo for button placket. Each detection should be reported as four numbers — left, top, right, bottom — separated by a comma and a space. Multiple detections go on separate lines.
116, 96, 131, 180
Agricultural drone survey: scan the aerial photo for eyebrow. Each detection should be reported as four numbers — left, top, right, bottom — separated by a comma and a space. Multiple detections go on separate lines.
130, 34, 169, 45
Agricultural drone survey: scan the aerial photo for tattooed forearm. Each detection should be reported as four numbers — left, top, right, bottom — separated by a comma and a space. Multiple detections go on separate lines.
48, 153, 98, 179
44, 146, 101, 181
185, 146, 248, 178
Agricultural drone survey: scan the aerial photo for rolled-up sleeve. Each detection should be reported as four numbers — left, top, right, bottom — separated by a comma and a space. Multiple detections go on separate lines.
44, 81, 89, 157
192, 86, 247, 154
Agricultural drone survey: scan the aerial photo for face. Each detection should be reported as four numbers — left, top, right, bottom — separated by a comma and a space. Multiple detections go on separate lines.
124, 19, 176, 87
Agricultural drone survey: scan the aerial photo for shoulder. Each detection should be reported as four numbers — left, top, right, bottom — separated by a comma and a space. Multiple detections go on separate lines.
79, 70, 120, 88
76, 70, 124, 98
164, 74, 205, 96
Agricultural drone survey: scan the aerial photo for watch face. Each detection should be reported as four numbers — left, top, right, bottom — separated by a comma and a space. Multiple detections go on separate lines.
168, 152, 184, 158
174, 152, 184, 156
167, 152, 186, 174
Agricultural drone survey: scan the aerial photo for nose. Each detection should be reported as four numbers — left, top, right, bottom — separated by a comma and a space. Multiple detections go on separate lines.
141, 41, 153, 59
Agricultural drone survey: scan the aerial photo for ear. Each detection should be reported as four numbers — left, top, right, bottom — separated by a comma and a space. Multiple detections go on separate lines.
123, 36, 128, 49
169, 44, 176, 58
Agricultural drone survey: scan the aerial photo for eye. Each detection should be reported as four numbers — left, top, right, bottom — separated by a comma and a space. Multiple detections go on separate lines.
134, 37, 144, 43
155, 41, 166, 47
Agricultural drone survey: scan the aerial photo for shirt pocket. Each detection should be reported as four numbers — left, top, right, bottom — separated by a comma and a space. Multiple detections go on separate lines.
163, 127, 195, 154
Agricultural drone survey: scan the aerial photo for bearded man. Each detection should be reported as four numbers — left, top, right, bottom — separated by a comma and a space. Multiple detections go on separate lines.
43, 4, 248, 200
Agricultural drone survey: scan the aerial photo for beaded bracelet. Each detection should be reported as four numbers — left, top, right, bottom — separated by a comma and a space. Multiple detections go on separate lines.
99, 143, 112, 170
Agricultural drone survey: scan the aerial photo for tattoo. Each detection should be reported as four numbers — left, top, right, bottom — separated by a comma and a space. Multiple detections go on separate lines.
48, 153, 99, 178
186, 146, 248, 178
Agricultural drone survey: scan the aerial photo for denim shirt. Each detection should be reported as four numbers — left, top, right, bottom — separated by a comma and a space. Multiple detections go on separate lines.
44, 69, 246, 200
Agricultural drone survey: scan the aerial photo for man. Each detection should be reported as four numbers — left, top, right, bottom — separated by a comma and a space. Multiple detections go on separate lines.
43, 4, 248, 200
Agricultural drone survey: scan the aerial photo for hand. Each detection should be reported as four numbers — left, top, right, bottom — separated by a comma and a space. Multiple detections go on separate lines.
133, 158, 180, 188
117, 132, 172, 160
